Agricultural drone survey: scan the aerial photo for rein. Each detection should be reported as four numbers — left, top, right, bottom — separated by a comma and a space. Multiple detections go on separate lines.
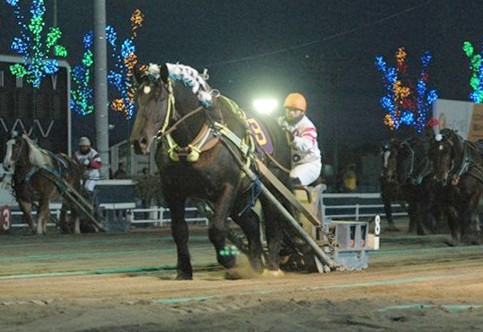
151, 74, 290, 175
156, 105, 204, 140
155, 79, 220, 162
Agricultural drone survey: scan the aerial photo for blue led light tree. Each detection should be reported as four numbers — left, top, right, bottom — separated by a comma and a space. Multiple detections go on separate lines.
375, 48, 438, 133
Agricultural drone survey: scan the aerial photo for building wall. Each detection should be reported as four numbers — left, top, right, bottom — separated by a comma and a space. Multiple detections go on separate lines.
0, 55, 69, 155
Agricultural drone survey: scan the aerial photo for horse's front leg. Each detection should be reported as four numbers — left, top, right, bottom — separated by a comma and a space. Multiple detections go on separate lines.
446, 205, 461, 244
467, 208, 480, 244
18, 200, 35, 233
464, 192, 481, 244
381, 194, 398, 231
167, 195, 191, 280
37, 200, 50, 235
209, 184, 237, 270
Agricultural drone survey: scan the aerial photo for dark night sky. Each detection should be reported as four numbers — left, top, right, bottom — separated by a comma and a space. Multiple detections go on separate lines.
1, 0, 483, 160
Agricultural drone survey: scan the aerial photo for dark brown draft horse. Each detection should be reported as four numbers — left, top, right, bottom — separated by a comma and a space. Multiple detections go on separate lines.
429, 129, 483, 244
380, 136, 441, 234
130, 63, 293, 279
379, 139, 405, 231
3, 134, 83, 234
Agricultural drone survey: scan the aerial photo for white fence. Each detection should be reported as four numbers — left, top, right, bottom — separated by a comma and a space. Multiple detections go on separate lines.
130, 206, 209, 226
5, 191, 407, 229
127, 191, 408, 226
319, 192, 408, 221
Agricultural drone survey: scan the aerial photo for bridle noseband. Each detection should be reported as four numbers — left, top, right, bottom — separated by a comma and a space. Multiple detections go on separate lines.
7, 137, 25, 168
435, 133, 469, 184
152, 78, 216, 163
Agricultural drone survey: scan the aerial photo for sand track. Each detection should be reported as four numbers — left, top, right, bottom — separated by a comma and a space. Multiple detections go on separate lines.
1, 225, 483, 331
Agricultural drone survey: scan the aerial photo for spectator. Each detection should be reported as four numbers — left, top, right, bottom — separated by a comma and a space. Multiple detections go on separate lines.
113, 162, 128, 179
343, 163, 357, 192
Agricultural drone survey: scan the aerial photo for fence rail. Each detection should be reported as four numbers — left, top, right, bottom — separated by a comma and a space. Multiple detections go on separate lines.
5, 191, 407, 229
319, 192, 407, 221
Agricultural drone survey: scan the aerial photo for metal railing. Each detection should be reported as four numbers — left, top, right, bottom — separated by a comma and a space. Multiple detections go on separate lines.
130, 206, 209, 226
6, 191, 406, 229
319, 192, 407, 221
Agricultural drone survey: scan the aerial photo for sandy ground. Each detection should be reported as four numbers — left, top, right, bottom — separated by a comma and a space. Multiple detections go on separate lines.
1, 222, 483, 332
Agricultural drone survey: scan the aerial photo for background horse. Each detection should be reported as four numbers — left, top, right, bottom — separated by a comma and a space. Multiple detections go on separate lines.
394, 136, 443, 234
130, 63, 293, 279
3, 134, 83, 234
380, 136, 441, 233
379, 139, 405, 231
429, 128, 483, 244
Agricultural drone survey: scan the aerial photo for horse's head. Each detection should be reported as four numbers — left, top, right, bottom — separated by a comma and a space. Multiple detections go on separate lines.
429, 129, 461, 185
130, 63, 214, 155
380, 139, 401, 183
130, 64, 171, 155
3, 135, 25, 172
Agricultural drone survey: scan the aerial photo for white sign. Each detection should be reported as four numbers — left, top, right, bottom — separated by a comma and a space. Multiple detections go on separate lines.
432, 99, 483, 142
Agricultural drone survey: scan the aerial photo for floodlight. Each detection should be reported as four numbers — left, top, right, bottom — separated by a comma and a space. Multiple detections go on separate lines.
253, 98, 278, 115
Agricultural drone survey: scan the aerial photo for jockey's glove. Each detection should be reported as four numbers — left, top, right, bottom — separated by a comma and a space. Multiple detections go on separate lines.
284, 129, 294, 142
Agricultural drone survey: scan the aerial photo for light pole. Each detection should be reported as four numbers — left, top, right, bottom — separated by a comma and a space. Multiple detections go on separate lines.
93, 0, 110, 179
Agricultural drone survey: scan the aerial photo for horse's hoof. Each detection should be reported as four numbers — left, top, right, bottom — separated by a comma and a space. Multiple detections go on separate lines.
224, 268, 243, 280
462, 235, 482, 246
249, 258, 264, 274
218, 254, 237, 269
444, 239, 457, 247
225, 265, 258, 280
262, 269, 285, 278
175, 274, 193, 280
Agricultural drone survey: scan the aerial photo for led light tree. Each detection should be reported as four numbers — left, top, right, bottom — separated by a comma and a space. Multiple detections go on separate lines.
6, 0, 68, 88
71, 32, 95, 116
70, 10, 144, 118
107, 9, 144, 119
463, 40, 483, 103
375, 47, 438, 133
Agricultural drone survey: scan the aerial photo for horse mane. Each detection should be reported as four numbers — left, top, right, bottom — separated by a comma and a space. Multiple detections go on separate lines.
22, 135, 54, 168
148, 63, 214, 107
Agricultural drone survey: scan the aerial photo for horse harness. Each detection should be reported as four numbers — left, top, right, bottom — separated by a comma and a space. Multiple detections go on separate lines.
400, 139, 434, 186
155, 79, 254, 166
12, 138, 73, 187
437, 133, 483, 185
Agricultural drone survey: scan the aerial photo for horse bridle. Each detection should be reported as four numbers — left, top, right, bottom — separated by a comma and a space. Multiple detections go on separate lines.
151, 78, 221, 163
7, 136, 25, 167
436, 133, 469, 182
155, 79, 205, 140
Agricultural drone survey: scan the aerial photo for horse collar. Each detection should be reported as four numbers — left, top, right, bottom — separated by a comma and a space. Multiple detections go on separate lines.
166, 123, 220, 162
18, 165, 40, 184
157, 81, 221, 163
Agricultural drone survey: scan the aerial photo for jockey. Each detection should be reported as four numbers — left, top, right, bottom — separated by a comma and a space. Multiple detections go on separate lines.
73, 137, 102, 194
277, 93, 322, 186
